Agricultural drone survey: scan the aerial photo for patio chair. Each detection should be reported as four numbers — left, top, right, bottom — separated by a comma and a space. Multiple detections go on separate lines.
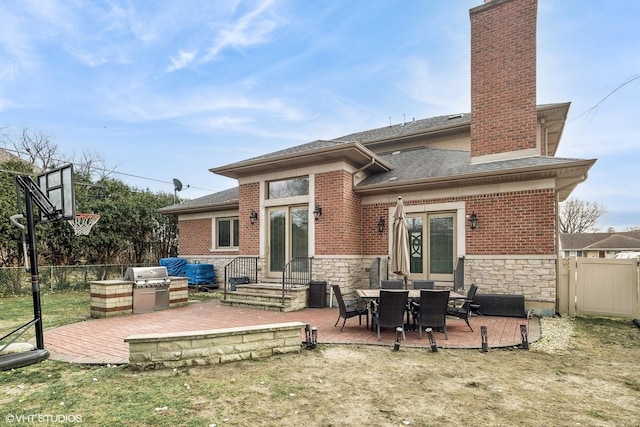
411, 280, 434, 290
371, 290, 409, 340
410, 280, 435, 304
411, 289, 450, 339
380, 280, 404, 289
446, 284, 478, 332
332, 285, 369, 332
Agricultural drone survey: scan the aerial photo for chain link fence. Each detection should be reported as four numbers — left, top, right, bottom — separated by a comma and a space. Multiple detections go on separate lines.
0, 264, 150, 297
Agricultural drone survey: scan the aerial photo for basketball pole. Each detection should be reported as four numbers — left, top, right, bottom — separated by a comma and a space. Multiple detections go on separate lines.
23, 185, 45, 350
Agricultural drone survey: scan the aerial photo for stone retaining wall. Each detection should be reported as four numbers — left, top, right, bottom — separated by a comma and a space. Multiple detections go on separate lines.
125, 322, 306, 370
465, 256, 557, 315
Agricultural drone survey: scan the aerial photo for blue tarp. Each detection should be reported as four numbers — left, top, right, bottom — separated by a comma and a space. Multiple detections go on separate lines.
159, 258, 188, 276
185, 264, 216, 285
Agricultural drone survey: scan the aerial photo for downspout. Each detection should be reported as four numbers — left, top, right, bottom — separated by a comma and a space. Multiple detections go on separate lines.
541, 117, 548, 156
545, 125, 549, 156
555, 191, 561, 315
353, 155, 376, 257
352, 156, 376, 183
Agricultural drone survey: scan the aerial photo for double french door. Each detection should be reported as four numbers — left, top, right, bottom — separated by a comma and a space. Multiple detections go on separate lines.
267, 206, 309, 277
406, 213, 456, 281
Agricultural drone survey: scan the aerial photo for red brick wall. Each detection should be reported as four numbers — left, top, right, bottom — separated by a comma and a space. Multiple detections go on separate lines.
178, 218, 211, 255
363, 203, 392, 255
362, 188, 556, 257
239, 182, 260, 256
315, 170, 363, 255
465, 189, 555, 255
470, 0, 538, 157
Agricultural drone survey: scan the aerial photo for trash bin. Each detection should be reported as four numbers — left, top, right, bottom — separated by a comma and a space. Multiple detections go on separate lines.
308, 281, 327, 308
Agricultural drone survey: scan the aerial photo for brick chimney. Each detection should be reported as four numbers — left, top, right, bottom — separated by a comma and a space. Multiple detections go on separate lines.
470, 0, 538, 162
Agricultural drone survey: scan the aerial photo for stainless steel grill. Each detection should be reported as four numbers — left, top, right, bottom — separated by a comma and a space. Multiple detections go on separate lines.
125, 267, 170, 313
125, 266, 171, 287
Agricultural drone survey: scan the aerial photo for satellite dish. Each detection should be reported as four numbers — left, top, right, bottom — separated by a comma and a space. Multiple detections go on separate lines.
172, 178, 183, 192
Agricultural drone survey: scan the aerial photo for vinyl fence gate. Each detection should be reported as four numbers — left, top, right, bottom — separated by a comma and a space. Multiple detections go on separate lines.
558, 257, 639, 318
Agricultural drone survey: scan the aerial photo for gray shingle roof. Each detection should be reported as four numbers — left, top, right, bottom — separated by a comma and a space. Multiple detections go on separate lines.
219, 114, 471, 167
333, 113, 470, 144
228, 140, 346, 164
356, 146, 586, 187
158, 187, 238, 213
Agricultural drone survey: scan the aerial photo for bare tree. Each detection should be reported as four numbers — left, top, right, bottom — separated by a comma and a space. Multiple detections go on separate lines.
559, 198, 606, 233
72, 149, 118, 180
12, 127, 59, 170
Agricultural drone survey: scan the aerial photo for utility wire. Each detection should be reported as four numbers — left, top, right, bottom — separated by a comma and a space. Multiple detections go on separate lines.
569, 74, 640, 123
0, 147, 216, 193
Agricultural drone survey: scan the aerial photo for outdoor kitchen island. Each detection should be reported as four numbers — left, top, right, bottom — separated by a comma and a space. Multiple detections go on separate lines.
89, 267, 189, 319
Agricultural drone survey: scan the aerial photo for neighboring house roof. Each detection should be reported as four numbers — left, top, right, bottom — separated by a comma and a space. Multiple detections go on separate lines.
560, 232, 640, 251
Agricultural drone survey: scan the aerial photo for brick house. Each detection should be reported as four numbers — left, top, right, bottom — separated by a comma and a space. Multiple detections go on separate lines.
159, 0, 595, 315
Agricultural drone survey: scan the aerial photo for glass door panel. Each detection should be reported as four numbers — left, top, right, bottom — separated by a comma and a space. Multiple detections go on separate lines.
291, 208, 309, 271
269, 210, 286, 273
428, 215, 454, 279
406, 212, 455, 281
407, 217, 423, 274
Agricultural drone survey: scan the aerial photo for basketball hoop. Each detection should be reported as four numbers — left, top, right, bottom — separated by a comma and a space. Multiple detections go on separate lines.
67, 213, 100, 236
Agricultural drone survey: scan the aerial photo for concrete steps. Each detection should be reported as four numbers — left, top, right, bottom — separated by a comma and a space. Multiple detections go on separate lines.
220, 283, 309, 312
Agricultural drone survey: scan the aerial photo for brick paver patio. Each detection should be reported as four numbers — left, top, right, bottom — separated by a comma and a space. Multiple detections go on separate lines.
43, 299, 539, 365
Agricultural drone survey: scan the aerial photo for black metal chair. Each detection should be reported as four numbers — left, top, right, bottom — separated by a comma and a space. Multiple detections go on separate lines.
380, 280, 404, 289
371, 290, 408, 340
446, 284, 478, 332
412, 290, 450, 339
332, 285, 369, 332
411, 280, 434, 290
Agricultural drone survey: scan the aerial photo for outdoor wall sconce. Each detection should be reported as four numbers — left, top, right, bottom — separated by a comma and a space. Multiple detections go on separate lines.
313, 206, 323, 221
249, 210, 258, 225
468, 211, 478, 230
377, 217, 385, 233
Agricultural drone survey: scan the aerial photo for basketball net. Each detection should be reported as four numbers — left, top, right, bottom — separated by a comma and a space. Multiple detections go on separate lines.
67, 213, 100, 236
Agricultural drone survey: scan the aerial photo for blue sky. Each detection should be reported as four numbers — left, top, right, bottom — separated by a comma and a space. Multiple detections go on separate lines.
0, 0, 638, 231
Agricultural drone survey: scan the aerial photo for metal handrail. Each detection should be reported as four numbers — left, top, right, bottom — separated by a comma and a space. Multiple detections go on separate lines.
281, 257, 313, 306
223, 257, 259, 300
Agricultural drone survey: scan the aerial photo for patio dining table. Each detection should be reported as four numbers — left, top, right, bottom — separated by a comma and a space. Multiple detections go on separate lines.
355, 288, 464, 301
355, 288, 465, 332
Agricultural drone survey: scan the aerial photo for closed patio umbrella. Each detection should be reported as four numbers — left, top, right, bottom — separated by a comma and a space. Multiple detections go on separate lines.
390, 196, 410, 287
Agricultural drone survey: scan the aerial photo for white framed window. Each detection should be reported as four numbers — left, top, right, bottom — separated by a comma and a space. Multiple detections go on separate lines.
216, 217, 239, 249
267, 176, 309, 199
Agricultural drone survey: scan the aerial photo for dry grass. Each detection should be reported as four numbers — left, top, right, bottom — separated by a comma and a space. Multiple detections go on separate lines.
1, 302, 639, 426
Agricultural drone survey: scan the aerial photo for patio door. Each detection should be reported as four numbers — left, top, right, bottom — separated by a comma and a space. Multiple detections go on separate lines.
267, 206, 309, 278
406, 212, 456, 281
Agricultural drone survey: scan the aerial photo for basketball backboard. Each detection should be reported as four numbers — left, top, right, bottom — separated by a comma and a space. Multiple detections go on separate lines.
37, 164, 75, 222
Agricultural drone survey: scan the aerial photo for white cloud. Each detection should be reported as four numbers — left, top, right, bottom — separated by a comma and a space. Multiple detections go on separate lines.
166, 49, 198, 72
201, 0, 280, 63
